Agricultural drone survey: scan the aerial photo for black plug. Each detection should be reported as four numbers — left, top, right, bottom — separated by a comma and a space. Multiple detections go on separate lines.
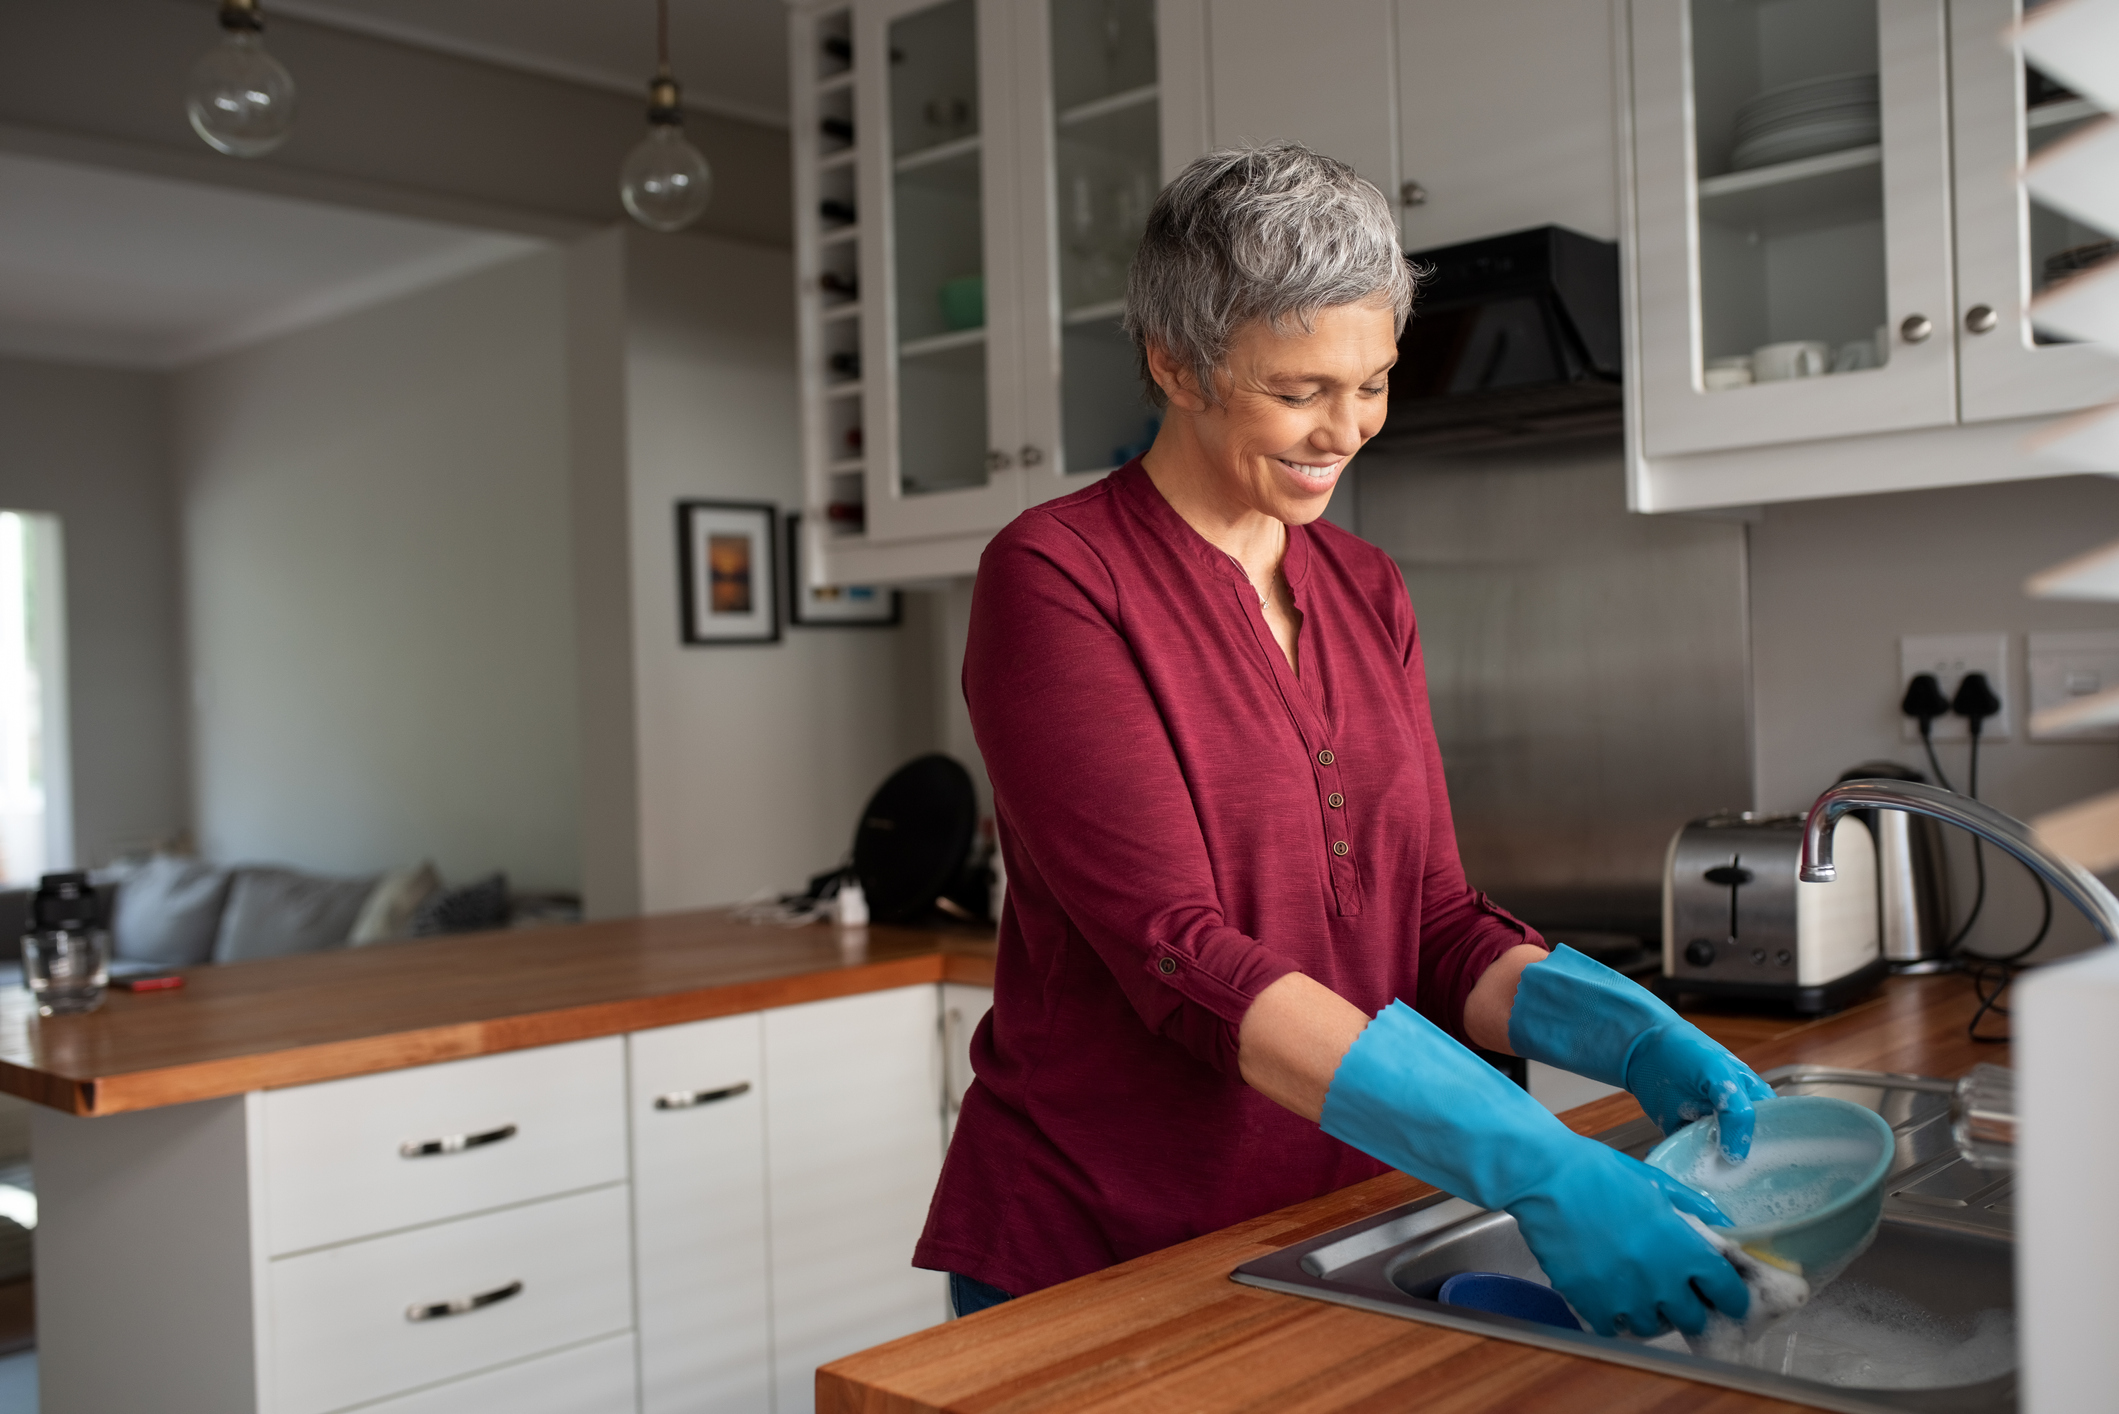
1903, 672, 1956, 794
1951, 671, 2002, 731
1902, 672, 1950, 727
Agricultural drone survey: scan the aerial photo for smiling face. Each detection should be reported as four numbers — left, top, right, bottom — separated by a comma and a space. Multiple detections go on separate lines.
1148, 300, 1398, 528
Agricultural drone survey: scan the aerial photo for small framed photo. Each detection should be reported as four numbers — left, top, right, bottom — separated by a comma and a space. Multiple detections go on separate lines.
677, 500, 779, 645
787, 514, 901, 627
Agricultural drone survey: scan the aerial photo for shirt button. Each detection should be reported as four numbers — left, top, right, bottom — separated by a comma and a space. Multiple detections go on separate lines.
1328, 792, 1344, 809
1157, 957, 1178, 974
1317, 749, 1335, 766
1332, 841, 1350, 857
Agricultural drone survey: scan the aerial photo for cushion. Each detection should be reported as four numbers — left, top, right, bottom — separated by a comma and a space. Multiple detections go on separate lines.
348, 862, 442, 946
212, 867, 377, 964
410, 873, 511, 936
112, 856, 233, 965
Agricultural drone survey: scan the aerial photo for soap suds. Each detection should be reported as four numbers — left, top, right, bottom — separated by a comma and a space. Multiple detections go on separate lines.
1664, 1124, 1877, 1228
1717, 1279, 2016, 1389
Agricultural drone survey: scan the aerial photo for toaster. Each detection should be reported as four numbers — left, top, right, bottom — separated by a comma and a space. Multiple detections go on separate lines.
1657, 812, 1888, 1015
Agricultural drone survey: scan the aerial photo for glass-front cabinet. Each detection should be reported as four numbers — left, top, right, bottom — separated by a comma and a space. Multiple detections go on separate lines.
1625, 0, 2119, 494
1628, 0, 1957, 460
790, 0, 1169, 578
1948, 0, 2119, 423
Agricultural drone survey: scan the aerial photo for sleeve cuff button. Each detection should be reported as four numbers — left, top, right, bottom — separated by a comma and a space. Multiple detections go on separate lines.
1157, 957, 1178, 974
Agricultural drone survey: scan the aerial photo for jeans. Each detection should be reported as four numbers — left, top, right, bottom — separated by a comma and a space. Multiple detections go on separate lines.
949, 1271, 1014, 1317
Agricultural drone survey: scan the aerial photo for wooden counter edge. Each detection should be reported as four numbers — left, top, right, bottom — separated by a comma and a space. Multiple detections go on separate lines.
814, 1091, 1650, 1414
813, 974, 2002, 1414
9, 947, 999, 1118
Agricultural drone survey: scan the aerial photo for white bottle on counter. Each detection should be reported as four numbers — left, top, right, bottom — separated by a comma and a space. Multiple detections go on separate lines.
833, 876, 869, 928
2016, 945, 2119, 1412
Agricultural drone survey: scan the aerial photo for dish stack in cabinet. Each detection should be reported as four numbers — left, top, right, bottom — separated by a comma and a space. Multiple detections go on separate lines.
792, 5, 868, 590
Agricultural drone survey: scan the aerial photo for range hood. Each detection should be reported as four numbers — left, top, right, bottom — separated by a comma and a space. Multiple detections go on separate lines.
1375, 225, 1623, 452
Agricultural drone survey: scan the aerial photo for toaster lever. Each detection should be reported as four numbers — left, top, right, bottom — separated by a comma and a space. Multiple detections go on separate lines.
1703, 865, 1753, 886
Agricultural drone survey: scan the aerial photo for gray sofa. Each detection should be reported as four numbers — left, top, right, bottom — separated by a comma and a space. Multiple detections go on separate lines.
3, 859, 561, 980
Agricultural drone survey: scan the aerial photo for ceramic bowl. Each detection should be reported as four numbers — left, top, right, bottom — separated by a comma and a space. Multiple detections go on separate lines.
1646, 1095, 1894, 1281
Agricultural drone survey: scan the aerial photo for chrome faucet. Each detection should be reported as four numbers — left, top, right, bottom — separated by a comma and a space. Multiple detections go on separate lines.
1801, 777, 2119, 945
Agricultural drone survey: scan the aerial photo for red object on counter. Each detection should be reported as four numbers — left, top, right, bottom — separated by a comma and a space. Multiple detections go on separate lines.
917, 459, 1541, 1299
113, 974, 185, 992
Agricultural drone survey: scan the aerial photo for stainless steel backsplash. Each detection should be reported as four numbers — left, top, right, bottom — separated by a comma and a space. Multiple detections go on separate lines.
1351, 439, 1753, 937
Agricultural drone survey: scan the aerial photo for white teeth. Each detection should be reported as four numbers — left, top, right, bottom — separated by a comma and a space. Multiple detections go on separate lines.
1281, 459, 1341, 480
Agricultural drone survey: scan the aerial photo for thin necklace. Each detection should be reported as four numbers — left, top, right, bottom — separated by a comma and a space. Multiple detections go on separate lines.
1228, 554, 1271, 609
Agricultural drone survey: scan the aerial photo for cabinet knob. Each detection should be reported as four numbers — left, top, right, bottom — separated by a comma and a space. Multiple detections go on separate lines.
985, 449, 1014, 471
1400, 180, 1428, 208
1019, 444, 1045, 467
1965, 304, 1999, 334
1899, 314, 1934, 344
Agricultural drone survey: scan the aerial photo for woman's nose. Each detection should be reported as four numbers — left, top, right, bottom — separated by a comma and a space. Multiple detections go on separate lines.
1316, 397, 1370, 454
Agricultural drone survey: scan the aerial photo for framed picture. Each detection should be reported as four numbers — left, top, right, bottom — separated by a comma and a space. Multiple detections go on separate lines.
677, 500, 779, 645
786, 514, 902, 627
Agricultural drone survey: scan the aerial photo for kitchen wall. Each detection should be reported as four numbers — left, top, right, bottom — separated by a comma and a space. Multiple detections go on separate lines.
616, 229, 937, 913
1354, 440, 1752, 935
1749, 474, 2119, 960
0, 355, 190, 868
171, 248, 583, 890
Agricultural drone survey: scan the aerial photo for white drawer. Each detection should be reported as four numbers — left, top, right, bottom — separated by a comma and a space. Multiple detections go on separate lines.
356, 1331, 637, 1414
262, 1038, 628, 1254
268, 1183, 634, 1414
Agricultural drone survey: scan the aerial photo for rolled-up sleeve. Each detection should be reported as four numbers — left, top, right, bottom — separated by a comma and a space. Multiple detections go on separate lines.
966, 517, 1301, 1072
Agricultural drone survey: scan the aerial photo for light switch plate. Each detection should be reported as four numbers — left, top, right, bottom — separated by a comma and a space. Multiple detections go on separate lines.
1900, 633, 2012, 742
2027, 631, 2119, 741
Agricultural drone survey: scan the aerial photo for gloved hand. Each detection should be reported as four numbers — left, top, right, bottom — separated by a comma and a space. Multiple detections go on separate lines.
1321, 1000, 1750, 1337
1507, 945, 1776, 1161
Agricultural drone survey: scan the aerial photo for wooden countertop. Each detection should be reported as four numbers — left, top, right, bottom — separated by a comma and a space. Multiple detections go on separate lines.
821, 974, 2008, 1414
0, 912, 995, 1117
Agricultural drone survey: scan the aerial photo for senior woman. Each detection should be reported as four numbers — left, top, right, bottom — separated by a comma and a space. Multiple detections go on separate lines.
913, 144, 1771, 1338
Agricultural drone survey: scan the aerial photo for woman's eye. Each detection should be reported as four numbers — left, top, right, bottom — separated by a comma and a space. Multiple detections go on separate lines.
1360, 384, 1386, 398
1279, 392, 1318, 407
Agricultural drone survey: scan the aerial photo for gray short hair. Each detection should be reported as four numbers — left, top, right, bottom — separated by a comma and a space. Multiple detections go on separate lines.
1124, 143, 1417, 409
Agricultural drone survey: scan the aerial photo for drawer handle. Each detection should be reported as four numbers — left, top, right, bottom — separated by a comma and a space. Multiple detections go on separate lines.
399, 1122, 518, 1159
654, 1081, 752, 1110
405, 1279, 523, 1323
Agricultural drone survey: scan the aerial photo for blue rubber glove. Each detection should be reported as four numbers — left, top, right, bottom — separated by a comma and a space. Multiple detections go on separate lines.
1322, 1000, 1751, 1337
1508, 945, 1776, 1161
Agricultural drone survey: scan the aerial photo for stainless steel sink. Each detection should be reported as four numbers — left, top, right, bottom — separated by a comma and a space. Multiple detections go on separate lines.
1233, 1068, 2016, 1413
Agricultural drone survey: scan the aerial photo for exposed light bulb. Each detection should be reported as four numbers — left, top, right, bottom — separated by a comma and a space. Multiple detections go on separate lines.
621, 2, 712, 233
622, 95, 714, 232
186, 0, 296, 158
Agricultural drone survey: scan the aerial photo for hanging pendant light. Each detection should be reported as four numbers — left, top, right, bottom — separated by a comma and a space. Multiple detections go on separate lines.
186, 0, 297, 158
621, 0, 713, 232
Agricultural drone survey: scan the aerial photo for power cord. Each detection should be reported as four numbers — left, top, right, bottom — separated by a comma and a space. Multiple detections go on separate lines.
1929, 671, 2052, 1043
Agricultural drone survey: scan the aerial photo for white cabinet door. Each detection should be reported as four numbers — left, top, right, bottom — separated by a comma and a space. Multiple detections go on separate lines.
260, 1037, 628, 1255
356, 1332, 637, 1414
1205, 0, 1399, 199
1016, 0, 1168, 494
940, 982, 992, 1141
268, 1185, 634, 1414
1949, 0, 2119, 423
1393, 0, 1620, 250
1628, 0, 1959, 459
629, 1013, 772, 1414
857, 0, 1031, 543
764, 985, 947, 1414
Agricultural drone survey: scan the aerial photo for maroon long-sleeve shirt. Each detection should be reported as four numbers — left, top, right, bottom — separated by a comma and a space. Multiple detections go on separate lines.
913, 460, 1539, 1296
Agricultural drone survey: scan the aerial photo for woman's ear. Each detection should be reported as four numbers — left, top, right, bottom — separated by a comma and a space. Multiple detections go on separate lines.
1145, 341, 1211, 414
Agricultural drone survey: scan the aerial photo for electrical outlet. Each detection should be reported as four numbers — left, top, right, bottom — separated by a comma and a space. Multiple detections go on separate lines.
2028, 631, 2119, 741
1900, 633, 2012, 742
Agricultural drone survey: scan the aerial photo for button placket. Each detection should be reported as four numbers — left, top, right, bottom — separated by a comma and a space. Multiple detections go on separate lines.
1312, 746, 1361, 913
